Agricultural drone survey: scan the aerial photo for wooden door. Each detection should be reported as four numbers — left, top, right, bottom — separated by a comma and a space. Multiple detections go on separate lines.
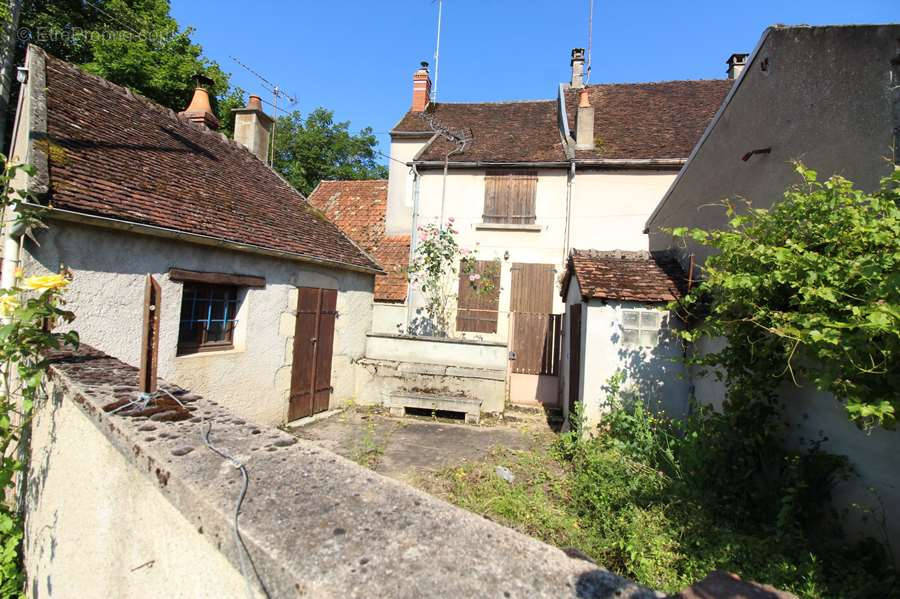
509, 263, 555, 314
568, 303, 582, 412
289, 287, 337, 421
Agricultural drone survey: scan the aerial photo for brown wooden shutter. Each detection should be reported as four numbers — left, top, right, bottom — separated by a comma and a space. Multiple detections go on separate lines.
483, 170, 537, 224
510, 263, 555, 314
456, 260, 500, 333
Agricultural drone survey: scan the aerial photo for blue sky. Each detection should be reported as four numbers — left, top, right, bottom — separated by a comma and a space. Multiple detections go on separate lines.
170, 1, 897, 159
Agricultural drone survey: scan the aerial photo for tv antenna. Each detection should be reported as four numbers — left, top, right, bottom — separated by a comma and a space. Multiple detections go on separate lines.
230, 56, 299, 165
586, 0, 594, 84
432, 0, 443, 102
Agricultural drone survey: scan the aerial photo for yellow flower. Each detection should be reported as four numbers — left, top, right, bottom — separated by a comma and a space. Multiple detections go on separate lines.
22, 274, 69, 291
13, 267, 23, 280
0, 295, 19, 318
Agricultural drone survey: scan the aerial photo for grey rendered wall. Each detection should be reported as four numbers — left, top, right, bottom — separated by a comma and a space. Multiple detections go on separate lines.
23, 221, 374, 425
648, 25, 900, 264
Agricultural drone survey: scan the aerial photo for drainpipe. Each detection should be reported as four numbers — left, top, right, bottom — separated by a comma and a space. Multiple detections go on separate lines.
405, 163, 421, 332
0, 216, 24, 295
563, 161, 575, 262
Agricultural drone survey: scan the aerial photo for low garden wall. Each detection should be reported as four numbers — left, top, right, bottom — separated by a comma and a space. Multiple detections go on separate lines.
357, 333, 508, 413
24, 345, 656, 598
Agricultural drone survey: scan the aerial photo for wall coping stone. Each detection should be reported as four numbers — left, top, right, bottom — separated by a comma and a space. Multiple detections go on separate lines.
367, 332, 508, 348
44, 344, 659, 598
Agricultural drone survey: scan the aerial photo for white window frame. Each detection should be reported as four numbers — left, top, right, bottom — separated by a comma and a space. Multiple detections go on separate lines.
621, 308, 667, 348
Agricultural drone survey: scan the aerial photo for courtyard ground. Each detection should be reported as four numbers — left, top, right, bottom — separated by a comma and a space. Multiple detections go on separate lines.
288, 405, 559, 482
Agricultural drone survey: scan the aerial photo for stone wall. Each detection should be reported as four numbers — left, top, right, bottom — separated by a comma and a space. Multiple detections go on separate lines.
24, 345, 658, 598
358, 333, 508, 413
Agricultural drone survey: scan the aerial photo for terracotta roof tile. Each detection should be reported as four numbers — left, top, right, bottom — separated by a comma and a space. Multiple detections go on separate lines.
565, 249, 687, 303
564, 80, 732, 160
393, 101, 567, 163
307, 180, 409, 302
38, 49, 379, 273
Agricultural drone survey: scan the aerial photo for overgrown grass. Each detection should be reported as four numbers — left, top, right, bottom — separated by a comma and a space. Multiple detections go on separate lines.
419, 395, 898, 598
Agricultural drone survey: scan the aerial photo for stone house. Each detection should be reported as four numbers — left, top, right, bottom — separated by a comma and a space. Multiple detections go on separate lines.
4, 45, 383, 426
559, 250, 689, 430
644, 24, 900, 559
381, 49, 732, 407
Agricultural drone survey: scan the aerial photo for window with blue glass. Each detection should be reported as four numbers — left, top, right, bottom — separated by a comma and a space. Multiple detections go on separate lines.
178, 283, 240, 354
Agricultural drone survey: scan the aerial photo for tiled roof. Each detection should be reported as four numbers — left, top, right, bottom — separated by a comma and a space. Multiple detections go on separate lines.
307, 180, 409, 302
565, 249, 687, 303
393, 101, 567, 163
564, 80, 732, 160
37, 48, 380, 273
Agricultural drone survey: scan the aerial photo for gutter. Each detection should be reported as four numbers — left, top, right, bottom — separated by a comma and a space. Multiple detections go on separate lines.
44, 207, 384, 275
642, 27, 774, 233
410, 160, 570, 169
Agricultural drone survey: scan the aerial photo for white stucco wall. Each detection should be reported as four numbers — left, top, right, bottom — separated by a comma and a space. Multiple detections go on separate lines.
25, 383, 254, 599
578, 299, 689, 431
23, 221, 374, 426
402, 168, 677, 342
571, 171, 676, 251
372, 301, 407, 335
385, 139, 426, 235
365, 333, 507, 370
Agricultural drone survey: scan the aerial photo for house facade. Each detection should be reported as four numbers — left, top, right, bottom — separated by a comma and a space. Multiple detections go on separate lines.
644, 24, 900, 558
380, 49, 731, 406
5, 46, 382, 426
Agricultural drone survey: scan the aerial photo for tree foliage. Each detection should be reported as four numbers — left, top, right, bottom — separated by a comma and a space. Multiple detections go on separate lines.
272, 108, 387, 196
670, 165, 899, 429
18, 0, 242, 130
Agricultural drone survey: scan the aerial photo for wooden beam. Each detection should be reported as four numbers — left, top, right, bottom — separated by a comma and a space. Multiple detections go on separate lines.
168, 268, 266, 288
139, 274, 161, 394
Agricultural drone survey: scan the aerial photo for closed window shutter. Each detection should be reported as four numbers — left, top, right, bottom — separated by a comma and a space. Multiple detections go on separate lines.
509, 263, 555, 314
456, 260, 500, 333
483, 170, 537, 224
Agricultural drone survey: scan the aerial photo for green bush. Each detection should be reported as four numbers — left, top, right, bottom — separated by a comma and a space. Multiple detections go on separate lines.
557, 371, 898, 598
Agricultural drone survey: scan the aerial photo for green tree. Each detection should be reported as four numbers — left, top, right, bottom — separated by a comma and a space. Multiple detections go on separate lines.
17, 0, 241, 131
670, 165, 899, 430
272, 108, 388, 196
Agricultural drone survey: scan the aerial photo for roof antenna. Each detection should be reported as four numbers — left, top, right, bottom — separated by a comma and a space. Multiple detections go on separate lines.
432, 0, 443, 102
230, 55, 299, 165
586, 0, 594, 84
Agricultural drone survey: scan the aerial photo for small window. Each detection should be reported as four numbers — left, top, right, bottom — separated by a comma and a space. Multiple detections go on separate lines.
621, 309, 665, 347
178, 283, 240, 354
483, 170, 537, 225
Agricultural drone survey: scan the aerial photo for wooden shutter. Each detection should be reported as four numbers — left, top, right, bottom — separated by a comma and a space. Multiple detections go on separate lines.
483, 170, 537, 224
509, 263, 555, 314
456, 260, 500, 333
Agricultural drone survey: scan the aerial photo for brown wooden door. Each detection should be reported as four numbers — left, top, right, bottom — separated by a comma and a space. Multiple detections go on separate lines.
289, 287, 337, 421
509, 263, 555, 314
568, 303, 582, 412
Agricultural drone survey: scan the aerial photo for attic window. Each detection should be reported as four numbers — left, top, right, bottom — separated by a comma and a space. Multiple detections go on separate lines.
621, 309, 666, 347
483, 170, 537, 225
178, 283, 241, 354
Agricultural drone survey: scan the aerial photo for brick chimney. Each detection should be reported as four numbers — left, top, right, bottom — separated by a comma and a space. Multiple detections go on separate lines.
412, 61, 432, 112
570, 48, 585, 89
575, 88, 595, 150
179, 74, 219, 130
726, 53, 748, 80
233, 94, 274, 163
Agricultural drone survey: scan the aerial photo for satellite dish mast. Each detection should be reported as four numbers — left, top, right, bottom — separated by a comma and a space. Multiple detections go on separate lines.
230, 56, 299, 165
586, 0, 594, 84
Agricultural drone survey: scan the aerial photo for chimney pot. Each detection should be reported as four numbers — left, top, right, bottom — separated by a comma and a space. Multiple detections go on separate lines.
233, 93, 274, 163
726, 53, 748, 80
411, 61, 432, 113
575, 88, 595, 151
179, 85, 219, 130
570, 48, 585, 89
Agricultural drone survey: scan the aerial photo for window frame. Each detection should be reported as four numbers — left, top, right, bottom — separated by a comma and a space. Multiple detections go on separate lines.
177, 282, 241, 355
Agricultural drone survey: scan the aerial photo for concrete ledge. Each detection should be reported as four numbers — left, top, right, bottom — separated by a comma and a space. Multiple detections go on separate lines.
37, 345, 657, 598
